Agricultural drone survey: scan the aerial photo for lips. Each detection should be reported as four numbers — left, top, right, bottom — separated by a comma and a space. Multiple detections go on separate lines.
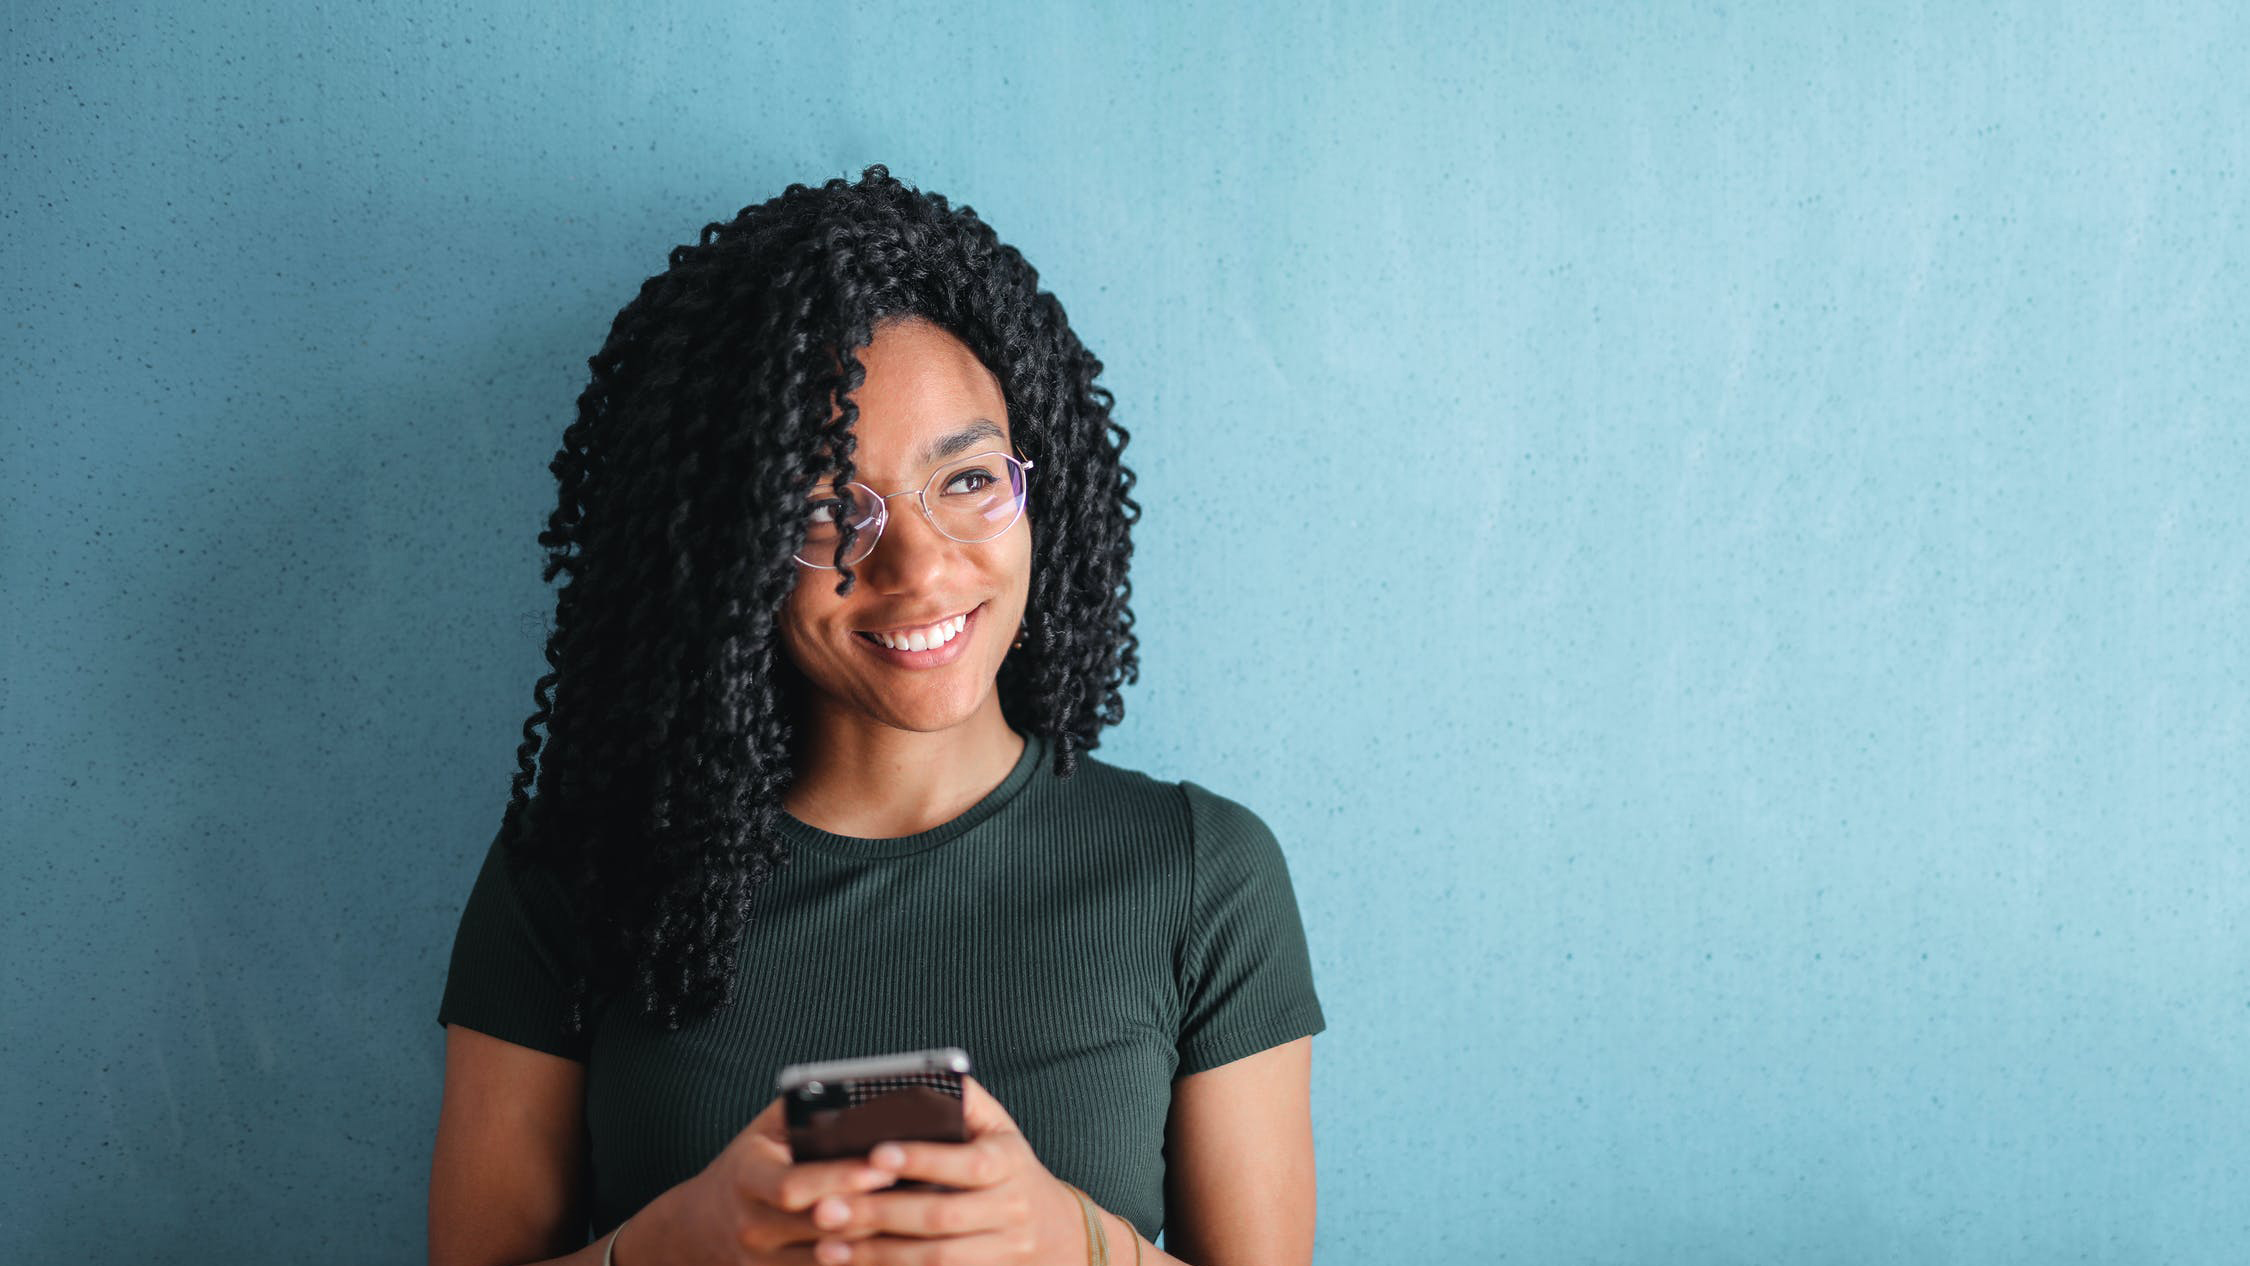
851, 602, 983, 668
858, 607, 977, 637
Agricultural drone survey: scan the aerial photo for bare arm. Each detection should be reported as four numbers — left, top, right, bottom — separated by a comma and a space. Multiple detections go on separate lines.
429, 1023, 597, 1266
1150, 1034, 1318, 1266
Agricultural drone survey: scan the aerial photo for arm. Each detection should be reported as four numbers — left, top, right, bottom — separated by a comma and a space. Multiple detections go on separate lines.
1117, 1034, 1315, 1266
429, 1023, 597, 1266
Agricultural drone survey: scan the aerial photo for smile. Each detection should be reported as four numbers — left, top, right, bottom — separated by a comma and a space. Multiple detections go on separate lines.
854, 603, 983, 668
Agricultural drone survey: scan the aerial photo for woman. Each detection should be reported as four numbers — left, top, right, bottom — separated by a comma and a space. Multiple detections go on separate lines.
430, 165, 1325, 1266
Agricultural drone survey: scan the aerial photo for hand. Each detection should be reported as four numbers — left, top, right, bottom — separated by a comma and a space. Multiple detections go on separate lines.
614, 1091, 905, 1265
801, 1073, 1088, 1265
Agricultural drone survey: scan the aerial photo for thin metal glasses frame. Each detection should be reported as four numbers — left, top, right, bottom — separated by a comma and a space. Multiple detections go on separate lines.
791, 449, 1036, 569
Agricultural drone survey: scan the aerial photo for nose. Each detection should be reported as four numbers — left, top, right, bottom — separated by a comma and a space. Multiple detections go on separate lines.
855, 494, 954, 590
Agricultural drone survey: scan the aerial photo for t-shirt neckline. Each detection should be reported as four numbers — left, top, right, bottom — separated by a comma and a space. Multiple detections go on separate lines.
779, 729, 1048, 860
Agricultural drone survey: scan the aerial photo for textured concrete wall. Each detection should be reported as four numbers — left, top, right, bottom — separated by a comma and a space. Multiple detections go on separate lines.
5, 2, 2245, 1260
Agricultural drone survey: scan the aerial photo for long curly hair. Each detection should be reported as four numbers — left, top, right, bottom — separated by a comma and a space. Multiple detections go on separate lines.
496, 164, 1140, 1039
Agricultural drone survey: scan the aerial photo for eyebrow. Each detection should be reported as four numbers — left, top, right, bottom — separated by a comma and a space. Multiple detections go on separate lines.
921, 418, 1008, 466
811, 418, 1009, 490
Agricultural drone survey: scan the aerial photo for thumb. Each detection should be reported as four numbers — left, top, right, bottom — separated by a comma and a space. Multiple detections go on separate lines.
737, 1092, 793, 1156
958, 1073, 1020, 1137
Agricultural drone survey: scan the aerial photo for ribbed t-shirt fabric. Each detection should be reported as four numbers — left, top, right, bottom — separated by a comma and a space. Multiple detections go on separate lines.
435, 729, 1327, 1245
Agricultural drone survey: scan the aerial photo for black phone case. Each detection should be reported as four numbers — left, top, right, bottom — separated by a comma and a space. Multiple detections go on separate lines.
784, 1070, 969, 1192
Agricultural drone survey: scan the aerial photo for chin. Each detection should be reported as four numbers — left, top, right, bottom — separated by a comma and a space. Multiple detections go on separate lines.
878, 709, 983, 735
862, 685, 989, 731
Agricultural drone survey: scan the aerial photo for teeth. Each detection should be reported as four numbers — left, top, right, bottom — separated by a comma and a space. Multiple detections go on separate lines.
871, 611, 967, 651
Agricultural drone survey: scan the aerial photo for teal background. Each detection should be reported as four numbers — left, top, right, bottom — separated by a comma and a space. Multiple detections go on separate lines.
5, 2, 2245, 1262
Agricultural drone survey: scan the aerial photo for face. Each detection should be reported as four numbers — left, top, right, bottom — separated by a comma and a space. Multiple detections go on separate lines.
776, 315, 1032, 735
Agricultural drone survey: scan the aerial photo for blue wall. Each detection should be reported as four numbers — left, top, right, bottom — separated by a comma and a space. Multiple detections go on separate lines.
5, 2, 2244, 1261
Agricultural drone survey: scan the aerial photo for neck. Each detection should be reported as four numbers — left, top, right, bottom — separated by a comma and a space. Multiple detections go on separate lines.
780, 695, 1026, 839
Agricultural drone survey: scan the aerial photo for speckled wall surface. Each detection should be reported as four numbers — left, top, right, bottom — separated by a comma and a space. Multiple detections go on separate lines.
5, 2, 2246, 1261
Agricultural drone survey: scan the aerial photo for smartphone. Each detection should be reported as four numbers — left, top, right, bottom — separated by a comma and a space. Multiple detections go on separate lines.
776, 1046, 972, 1193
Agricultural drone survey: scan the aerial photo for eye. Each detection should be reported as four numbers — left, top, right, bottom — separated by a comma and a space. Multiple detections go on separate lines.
943, 468, 997, 495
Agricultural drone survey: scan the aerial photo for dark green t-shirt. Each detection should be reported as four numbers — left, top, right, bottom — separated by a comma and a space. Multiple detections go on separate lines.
435, 730, 1327, 1244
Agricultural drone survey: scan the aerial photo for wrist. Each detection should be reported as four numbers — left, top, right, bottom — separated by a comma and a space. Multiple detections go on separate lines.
1053, 1178, 1099, 1263
1104, 1207, 1140, 1261
1057, 1181, 1146, 1266
607, 1187, 669, 1266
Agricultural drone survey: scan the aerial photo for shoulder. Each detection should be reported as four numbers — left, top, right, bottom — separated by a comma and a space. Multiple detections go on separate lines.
1177, 780, 1302, 922
1035, 746, 1291, 877
1039, 744, 1194, 834
464, 821, 589, 964
1174, 778, 1280, 852
1049, 747, 1280, 843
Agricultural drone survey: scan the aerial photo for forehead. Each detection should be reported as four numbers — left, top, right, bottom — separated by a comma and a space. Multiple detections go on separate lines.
817, 317, 1010, 481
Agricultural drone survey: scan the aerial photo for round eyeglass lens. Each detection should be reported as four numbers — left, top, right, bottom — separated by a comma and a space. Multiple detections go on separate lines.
796, 451, 1028, 568
927, 451, 1028, 544
800, 483, 884, 567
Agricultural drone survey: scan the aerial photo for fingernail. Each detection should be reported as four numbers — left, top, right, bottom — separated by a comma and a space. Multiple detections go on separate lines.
871, 1143, 905, 1168
818, 1239, 852, 1263
815, 1196, 850, 1226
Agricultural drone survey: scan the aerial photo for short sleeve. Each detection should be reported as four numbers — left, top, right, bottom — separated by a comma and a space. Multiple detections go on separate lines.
435, 824, 594, 1062
1173, 780, 1328, 1076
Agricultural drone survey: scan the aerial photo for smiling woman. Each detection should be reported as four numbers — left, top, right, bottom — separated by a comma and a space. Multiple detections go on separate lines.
775, 319, 1037, 788
428, 165, 1326, 1266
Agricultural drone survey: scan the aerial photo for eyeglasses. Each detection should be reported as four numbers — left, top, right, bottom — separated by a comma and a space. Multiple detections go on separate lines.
792, 449, 1035, 569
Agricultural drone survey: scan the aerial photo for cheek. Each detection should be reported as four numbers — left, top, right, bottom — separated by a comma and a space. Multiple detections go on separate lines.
776, 587, 824, 661
782, 569, 838, 621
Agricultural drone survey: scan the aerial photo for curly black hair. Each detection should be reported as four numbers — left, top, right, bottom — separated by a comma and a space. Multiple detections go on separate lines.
495, 164, 1140, 1039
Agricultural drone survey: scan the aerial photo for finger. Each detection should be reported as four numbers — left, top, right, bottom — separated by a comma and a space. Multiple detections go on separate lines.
739, 1175, 905, 1260
818, 1228, 1021, 1264
955, 1074, 1019, 1136
745, 1093, 791, 1142
808, 1186, 1011, 1241
860, 1136, 1013, 1190
734, 1095, 799, 1167
751, 1156, 905, 1214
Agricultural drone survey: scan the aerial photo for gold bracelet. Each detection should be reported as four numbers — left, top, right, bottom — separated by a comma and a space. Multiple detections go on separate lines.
1058, 1181, 1109, 1266
1127, 1215, 1143, 1266
1061, 1181, 1091, 1265
1075, 1187, 1102, 1259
